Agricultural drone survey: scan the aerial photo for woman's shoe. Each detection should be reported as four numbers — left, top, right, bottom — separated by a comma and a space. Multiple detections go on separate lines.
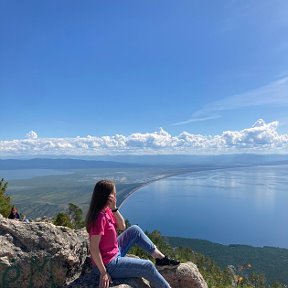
156, 256, 180, 270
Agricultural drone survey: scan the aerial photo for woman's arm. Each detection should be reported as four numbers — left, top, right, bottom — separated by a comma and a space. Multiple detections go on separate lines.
112, 209, 126, 231
90, 235, 112, 288
109, 194, 126, 231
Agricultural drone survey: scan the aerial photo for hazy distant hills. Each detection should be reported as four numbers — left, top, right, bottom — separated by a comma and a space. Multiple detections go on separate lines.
1, 154, 288, 170
0, 158, 143, 170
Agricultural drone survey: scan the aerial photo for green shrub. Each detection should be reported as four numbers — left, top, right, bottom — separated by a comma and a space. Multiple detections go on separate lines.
53, 212, 73, 228
0, 178, 12, 217
53, 203, 84, 229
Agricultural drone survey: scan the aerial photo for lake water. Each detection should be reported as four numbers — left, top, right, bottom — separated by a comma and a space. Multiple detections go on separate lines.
121, 165, 288, 249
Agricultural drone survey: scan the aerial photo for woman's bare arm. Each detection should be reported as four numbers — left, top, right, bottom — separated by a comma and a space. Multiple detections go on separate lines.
112, 209, 126, 231
90, 235, 112, 288
109, 194, 126, 230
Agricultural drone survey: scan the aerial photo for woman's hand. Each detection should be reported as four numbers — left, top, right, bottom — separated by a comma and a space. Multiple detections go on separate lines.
108, 194, 117, 210
99, 271, 112, 288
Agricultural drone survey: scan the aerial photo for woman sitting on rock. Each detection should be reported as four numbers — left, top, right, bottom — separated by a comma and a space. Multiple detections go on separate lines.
8, 206, 20, 220
86, 179, 180, 288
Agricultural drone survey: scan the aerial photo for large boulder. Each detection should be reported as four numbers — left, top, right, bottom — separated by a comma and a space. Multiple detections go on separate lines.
160, 262, 208, 288
0, 214, 88, 287
0, 214, 208, 288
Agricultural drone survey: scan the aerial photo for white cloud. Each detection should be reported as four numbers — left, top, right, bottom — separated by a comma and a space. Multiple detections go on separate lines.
174, 76, 288, 125
26, 131, 38, 139
173, 115, 221, 126
0, 119, 288, 156
222, 119, 282, 148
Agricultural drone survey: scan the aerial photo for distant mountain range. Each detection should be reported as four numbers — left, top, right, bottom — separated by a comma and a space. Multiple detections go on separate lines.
0, 154, 288, 170
0, 158, 143, 170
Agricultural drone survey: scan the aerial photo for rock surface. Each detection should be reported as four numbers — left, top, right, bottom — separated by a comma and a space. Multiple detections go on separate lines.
0, 214, 207, 288
0, 214, 88, 287
160, 262, 208, 288
67, 259, 207, 288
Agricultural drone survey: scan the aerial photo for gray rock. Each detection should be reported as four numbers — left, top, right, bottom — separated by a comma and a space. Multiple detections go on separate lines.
67, 259, 207, 288
159, 262, 208, 288
0, 214, 87, 287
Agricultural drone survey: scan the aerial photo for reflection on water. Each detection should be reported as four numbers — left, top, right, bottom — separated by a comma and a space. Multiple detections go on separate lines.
121, 165, 288, 248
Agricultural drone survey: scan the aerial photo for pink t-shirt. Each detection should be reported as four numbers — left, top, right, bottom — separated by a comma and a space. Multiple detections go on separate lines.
89, 208, 119, 265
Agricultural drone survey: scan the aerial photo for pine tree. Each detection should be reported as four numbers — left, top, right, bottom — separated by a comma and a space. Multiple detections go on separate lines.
53, 212, 73, 228
67, 203, 85, 229
0, 178, 12, 217
53, 203, 84, 229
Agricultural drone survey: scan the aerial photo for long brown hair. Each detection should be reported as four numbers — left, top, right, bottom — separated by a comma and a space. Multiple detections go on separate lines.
85, 179, 115, 232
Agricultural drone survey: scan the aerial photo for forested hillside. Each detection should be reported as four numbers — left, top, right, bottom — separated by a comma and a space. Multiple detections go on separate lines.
167, 236, 288, 286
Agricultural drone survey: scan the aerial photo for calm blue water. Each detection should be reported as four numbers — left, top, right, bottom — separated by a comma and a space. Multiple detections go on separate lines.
121, 165, 288, 249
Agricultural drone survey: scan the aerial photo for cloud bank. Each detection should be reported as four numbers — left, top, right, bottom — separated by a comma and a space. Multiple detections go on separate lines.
1, 119, 288, 156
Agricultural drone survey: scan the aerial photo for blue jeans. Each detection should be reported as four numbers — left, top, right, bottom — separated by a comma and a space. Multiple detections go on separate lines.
94, 225, 170, 288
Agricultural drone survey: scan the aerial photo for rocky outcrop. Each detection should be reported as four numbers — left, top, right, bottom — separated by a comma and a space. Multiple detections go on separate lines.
159, 262, 208, 288
0, 214, 88, 287
0, 214, 207, 288
68, 259, 207, 288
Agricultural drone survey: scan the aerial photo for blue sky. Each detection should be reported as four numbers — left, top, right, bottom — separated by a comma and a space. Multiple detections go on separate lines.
0, 0, 288, 155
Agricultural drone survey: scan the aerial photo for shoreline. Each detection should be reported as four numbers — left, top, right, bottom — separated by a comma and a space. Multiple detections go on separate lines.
118, 169, 196, 208
120, 173, 288, 250
165, 235, 288, 250
118, 164, 246, 208
117, 165, 288, 251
